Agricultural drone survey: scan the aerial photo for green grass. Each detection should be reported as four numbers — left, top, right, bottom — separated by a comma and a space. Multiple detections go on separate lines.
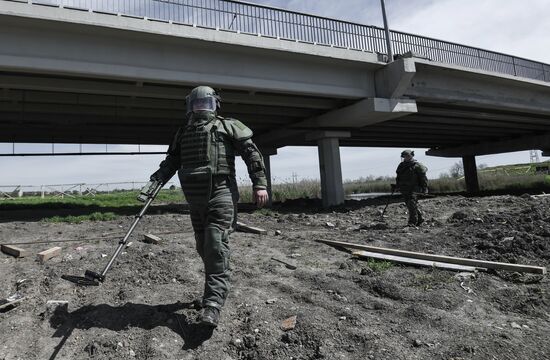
3, 164, 549, 211
239, 179, 321, 203
43, 211, 118, 224
0, 189, 184, 209
366, 259, 394, 272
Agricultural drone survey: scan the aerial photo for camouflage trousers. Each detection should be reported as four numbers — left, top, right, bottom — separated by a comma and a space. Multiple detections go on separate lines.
403, 192, 423, 225
182, 174, 238, 309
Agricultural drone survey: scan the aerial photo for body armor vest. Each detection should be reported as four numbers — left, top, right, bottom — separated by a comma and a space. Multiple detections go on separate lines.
178, 118, 236, 177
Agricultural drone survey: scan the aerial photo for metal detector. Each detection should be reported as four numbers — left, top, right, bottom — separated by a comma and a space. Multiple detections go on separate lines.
62, 180, 164, 286
380, 186, 396, 217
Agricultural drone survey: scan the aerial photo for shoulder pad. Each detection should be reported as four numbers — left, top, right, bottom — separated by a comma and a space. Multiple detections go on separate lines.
416, 163, 428, 172
220, 118, 253, 141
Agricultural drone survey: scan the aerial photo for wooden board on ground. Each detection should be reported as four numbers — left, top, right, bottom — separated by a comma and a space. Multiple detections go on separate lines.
1, 244, 29, 258
316, 239, 547, 275
236, 221, 267, 235
37, 246, 62, 263
143, 234, 162, 244
0, 293, 25, 311
352, 250, 484, 272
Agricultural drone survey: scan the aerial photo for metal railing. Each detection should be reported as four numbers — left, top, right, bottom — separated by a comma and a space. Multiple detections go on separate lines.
0, 181, 178, 198
7, 0, 550, 82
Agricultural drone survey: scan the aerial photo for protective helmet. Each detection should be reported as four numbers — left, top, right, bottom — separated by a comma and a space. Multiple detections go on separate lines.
186, 86, 221, 115
401, 149, 414, 157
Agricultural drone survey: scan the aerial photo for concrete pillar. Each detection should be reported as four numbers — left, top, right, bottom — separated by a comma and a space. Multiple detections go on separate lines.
260, 148, 277, 207
263, 153, 273, 206
305, 131, 350, 208
462, 155, 480, 193
317, 137, 345, 207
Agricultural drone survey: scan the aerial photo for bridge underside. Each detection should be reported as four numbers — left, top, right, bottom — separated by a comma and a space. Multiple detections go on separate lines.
0, 71, 548, 153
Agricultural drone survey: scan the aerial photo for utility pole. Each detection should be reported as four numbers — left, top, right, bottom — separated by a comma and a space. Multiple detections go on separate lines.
380, 0, 393, 62
530, 150, 540, 163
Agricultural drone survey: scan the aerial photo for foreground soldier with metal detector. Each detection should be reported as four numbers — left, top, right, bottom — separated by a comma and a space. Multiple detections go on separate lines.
149, 86, 269, 327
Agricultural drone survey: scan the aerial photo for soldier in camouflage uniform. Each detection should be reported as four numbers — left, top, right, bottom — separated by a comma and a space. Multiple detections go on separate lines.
395, 150, 428, 226
150, 86, 269, 327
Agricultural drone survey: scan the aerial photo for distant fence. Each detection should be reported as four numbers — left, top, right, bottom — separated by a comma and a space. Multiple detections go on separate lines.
0, 181, 178, 198
8, 0, 550, 82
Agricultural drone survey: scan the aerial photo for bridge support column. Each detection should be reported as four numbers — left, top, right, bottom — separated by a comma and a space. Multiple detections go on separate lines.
262, 148, 277, 207
306, 131, 350, 208
318, 138, 344, 207
462, 155, 479, 193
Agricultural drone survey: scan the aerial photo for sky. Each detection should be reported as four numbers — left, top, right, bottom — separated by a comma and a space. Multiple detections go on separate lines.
1, 0, 549, 189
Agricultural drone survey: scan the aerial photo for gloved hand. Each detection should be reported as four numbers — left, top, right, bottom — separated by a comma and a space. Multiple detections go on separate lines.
390, 183, 398, 192
150, 170, 164, 183
421, 187, 429, 194
253, 188, 269, 208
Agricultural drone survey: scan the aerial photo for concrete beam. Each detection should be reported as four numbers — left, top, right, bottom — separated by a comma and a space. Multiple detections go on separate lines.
375, 58, 416, 98
426, 132, 550, 157
301, 98, 417, 128
305, 131, 351, 141
0, 74, 342, 109
462, 156, 480, 193
408, 61, 550, 116
317, 137, 345, 207
0, 5, 378, 99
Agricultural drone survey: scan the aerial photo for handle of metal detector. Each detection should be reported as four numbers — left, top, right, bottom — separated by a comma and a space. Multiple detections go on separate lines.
138, 179, 164, 202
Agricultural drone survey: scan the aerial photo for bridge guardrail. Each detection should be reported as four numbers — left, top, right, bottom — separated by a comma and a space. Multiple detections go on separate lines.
5, 0, 550, 82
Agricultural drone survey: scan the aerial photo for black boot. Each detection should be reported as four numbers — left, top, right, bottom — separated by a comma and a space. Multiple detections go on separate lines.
200, 306, 220, 327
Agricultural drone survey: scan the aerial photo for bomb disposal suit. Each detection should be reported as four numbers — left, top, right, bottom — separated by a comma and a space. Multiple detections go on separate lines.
395, 149, 428, 226
150, 86, 267, 326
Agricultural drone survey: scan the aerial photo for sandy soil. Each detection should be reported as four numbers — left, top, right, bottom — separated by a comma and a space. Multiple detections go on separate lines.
0, 194, 549, 360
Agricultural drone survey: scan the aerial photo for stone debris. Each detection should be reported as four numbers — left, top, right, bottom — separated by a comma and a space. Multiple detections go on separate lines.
46, 300, 68, 315
280, 315, 297, 331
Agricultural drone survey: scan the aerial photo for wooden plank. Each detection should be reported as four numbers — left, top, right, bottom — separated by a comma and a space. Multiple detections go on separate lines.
0, 293, 25, 311
352, 250, 484, 272
143, 233, 162, 244
37, 246, 62, 263
1, 244, 29, 258
236, 221, 268, 235
315, 239, 547, 275
271, 257, 297, 270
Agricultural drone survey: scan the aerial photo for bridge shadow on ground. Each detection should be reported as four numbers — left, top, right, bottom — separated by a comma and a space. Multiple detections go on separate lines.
47, 301, 213, 360
0, 203, 188, 223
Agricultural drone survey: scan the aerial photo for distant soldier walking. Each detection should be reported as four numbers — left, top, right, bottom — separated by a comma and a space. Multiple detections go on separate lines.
149, 85, 269, 327
394, 150, 428, 226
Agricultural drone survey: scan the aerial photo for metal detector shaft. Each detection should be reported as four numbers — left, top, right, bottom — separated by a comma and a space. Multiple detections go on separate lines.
381, 189, 395, 216
98, 182, 163, 279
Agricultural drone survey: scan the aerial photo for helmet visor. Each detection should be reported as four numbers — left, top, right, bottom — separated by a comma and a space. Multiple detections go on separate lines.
187, 97, 217, 114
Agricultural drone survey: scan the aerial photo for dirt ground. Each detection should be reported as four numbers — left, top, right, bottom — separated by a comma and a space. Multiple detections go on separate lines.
1, 194, 549, 360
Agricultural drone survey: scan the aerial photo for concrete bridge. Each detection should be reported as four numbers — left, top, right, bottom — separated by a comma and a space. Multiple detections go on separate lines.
1, 0, 550, 206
